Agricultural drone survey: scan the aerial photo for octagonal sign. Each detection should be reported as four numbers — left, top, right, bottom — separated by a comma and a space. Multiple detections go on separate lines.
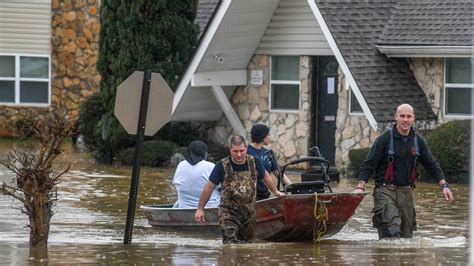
114, 71, 174, 136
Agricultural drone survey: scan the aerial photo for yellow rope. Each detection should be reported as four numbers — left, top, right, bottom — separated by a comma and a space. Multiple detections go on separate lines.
313, 192, 328, 242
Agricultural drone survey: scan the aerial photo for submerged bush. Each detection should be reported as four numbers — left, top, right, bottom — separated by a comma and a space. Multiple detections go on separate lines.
347, 148, 371, 178
420, 120, 470, 183
207, 142, 229, 163
118, 140, 177, 167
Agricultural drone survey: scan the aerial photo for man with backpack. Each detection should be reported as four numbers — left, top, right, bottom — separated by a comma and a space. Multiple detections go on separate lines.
354, 104, 454, 239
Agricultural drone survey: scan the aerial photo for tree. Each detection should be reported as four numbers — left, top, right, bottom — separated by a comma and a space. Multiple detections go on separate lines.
80, 0, 199, 162
0, 120, 74, 247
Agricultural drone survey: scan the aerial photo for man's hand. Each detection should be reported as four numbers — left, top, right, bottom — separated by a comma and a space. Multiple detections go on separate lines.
439, 180, 454, 204
274, 191, 284, 197
442, 188, 454, 204
353, 180, 366, 193
195, 208, 206, 224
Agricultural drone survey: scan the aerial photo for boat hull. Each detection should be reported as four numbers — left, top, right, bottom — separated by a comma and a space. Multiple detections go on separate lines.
141, 192, 365, 242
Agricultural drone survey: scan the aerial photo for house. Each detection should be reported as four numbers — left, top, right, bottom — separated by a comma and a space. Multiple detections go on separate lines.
1, 0, 471, 173
172, 0, 473, 172
0, 0, 100, 135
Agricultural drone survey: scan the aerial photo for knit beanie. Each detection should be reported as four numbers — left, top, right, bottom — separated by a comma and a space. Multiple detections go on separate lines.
250, 124, 270, 143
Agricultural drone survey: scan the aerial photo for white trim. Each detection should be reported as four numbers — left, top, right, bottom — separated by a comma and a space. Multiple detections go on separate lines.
308, 0, 378, 129
0, 53, 50, 106
377, 45, 474, 58
271, 80, 300, 85
172, 0, 232, 113
445, 83, 474, 89
443, 58, 474, 118
210, 85, 246, 136
191, 69, 247, 87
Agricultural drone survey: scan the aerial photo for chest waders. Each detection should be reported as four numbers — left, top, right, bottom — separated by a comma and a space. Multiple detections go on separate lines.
373, 128, 419, 239
384, 128, 420, 185
218, 156, 257, 244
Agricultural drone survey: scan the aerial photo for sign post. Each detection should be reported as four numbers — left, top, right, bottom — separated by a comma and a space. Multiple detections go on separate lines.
114, 70, 173, 244
123, 70, 150, 245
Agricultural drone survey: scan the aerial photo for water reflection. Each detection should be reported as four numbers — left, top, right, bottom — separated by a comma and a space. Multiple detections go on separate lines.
0, 142, 469, 264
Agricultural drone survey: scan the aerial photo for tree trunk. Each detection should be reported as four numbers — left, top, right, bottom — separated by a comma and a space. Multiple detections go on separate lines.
28, 194, 51, 247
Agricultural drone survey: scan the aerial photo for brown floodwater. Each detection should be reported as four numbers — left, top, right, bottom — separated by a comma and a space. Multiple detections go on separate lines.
0, 141, 469, 264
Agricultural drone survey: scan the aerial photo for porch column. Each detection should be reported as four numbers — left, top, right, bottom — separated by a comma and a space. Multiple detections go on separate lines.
210, 85, 246, 137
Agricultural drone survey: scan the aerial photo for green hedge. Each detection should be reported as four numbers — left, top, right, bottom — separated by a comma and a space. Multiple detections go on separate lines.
118, 140, 177, 167
420, 120, 470, 183
207, 142, 228, 163
347, 120, 470, 183
347, 148, 371, 178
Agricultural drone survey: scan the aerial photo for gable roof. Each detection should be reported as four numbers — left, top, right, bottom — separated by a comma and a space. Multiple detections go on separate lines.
376, 0, 474, 57
378, 0, 474, 46
195, 0, 220, 38
172, 0, 280, 124
314, 0, 437, 122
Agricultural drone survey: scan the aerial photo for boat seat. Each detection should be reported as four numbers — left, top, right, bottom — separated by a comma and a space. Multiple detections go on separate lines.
285, 181, 326, 194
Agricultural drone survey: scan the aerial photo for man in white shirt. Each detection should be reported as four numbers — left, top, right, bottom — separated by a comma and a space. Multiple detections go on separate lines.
172, 140, 220, 208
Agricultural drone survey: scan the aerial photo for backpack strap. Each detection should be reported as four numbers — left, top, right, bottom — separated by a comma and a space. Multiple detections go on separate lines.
410, 134, 420, 184
384, 128, 395, 182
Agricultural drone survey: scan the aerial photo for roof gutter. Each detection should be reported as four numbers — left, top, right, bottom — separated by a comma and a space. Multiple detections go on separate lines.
172, 0, 232, 113
376, 45, 474, 58
308, 0, 378, 129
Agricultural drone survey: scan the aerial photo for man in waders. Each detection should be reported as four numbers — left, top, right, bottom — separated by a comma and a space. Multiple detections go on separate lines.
195, 135, 284, 244
354, 104, 454, 239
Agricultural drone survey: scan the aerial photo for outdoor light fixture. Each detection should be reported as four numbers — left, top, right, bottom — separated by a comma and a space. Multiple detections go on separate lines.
214, 54, 224, 63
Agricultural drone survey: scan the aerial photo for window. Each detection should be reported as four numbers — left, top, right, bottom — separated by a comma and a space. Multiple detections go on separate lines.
349, 89, 363, 114
270, 56, 300, 111
0, 55, 50, 105
444, 58, 473, 116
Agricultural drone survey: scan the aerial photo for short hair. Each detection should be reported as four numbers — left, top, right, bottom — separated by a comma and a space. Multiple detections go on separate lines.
228, 135, 246, 147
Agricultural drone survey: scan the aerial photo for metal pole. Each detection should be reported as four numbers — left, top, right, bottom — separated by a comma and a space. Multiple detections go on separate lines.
124, 70, 152, 244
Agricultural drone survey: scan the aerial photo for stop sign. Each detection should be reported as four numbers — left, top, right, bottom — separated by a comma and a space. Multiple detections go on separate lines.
114, 71, 174, 136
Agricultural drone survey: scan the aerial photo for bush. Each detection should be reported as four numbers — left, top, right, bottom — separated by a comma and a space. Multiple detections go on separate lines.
347, 148, 371, 178
15, 118, 35, 137
77, 92, 105, 148
207, 142, 229, 163
419, 120, 470, 183
118, 140, 177, 167
155, 122, 204, 147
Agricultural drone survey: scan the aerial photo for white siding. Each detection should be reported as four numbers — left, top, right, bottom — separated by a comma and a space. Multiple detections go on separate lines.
197, 0, 280, 73
0, 1, 51, 55
256, 0, 332, 55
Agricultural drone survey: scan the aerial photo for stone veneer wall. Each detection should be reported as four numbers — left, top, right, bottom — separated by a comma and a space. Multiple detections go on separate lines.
334, 70, 380, 175
208, 56, 447, 174
334, 58, 446, 175
0, 0, 100, 136
409, 58, 445, 123
207, 55, 312, 167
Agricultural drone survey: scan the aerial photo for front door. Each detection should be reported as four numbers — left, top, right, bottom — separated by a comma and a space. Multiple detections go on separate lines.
310, 56, 339, 164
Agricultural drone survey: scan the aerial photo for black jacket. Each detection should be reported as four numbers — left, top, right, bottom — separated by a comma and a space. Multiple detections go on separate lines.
358, 125, 445, 186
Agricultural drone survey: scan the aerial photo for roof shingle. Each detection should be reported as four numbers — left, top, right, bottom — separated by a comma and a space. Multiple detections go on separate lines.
316, 0, 437, 122
378, 0, 474, 46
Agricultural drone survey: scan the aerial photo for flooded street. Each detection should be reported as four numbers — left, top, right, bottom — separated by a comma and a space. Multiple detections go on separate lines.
0, 142, 469, 264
